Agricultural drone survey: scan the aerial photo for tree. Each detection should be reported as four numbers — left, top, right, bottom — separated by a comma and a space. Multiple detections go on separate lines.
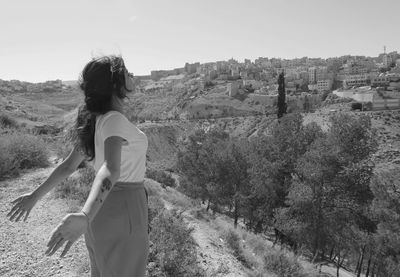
176, 128, 229, 210
368, 169, 400, 276
277, 72, 286, 118
245, 114, 320, 233
275, 113, 377, 262
303, 95, 311, 112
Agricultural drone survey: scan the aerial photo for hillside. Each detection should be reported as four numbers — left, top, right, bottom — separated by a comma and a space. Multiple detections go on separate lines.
127, 76, 266, 121
1, 81, 400, 276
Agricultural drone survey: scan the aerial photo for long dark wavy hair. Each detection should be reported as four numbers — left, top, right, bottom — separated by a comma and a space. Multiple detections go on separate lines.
71, 55, 132, 161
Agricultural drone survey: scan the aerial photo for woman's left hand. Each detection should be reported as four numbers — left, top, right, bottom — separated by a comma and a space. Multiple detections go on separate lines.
45, 213, 89, 257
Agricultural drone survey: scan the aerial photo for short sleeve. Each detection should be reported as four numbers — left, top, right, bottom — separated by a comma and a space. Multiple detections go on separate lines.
99, 112, 130, 142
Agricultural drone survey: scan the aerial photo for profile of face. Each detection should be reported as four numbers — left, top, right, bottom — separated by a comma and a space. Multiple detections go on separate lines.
122, 68, 135, 94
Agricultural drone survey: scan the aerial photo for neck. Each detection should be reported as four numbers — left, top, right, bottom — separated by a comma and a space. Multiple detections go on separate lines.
111, 106, 124, 114
110, 97, 125, 114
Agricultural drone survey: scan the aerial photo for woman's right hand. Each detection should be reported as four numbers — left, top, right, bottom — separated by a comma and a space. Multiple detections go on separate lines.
7, 192, 39, 222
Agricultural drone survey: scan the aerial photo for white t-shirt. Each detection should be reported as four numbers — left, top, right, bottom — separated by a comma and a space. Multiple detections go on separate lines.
93, 111, 148, 183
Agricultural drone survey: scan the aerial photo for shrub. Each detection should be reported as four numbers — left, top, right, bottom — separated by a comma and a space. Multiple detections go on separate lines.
0, 131, 49, 179
0, 113, 18, 129
263, 251, 304, 277
148, 210, 205, 277
148, 195, 165, 225
222, 228, 252, 268
146, 168, 176, 188
54, 167, 95, 203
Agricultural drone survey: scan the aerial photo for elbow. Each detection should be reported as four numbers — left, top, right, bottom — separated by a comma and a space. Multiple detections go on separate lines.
107, 164, 121, 182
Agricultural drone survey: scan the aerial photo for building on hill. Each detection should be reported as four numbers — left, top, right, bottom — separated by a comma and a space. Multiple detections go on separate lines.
185, 62, 200, 74
343, 74, 369, 89
316, 79, 332, 92
371, 74, 390, 87
227, 81, 241, 97
343, 63, 368, 75
308, 66, 328, 84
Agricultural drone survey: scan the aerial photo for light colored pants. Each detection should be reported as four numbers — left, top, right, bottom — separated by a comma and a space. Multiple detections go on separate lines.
84, 182, 149, 277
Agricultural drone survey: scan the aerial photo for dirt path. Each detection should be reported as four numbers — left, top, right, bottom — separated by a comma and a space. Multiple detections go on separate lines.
162, 200, 249, 277
0, 167, 90, 277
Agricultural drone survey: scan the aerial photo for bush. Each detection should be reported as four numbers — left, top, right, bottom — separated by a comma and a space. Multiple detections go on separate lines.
148, 195, 165, 225
222, 228, 252, 268
148, 210, 205, 277
263, 251, 304, 277
0, 113, 18, 129
54, 167, 95, 203
0, 131, 49, 179
146, 168, 176, 188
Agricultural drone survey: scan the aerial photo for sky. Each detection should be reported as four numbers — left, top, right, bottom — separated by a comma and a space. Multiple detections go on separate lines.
0, 0, 399, 82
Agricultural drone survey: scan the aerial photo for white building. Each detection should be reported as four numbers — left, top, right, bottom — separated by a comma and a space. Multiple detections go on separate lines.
316, 79, 332, 91
343, 74, 369, 88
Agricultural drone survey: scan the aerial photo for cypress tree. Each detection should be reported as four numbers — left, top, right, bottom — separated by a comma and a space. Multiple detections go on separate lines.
277, 72, 286, 118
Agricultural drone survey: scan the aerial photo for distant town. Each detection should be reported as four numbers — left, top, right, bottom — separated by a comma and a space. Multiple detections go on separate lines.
1, 48, 399, 112
144, 48, 399, 93
139, 48, 400, 111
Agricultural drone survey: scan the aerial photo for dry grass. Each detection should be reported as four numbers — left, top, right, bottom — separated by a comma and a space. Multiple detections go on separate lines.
213, 218, 320, 277
54, 167, 95, 203
0, 130, 49, 179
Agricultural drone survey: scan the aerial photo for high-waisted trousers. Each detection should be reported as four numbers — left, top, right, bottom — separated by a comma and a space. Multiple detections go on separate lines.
84, 182, 149, 277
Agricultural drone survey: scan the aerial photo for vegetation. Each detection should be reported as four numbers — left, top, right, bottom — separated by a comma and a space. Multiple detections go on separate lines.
0, 129, 49, 179
277, 72, 287, 118
0, 113, 18, 129
54, 166, 95, 203
177, 112, 400, 276
148, 209, 205, 277
146, 168, 176, 188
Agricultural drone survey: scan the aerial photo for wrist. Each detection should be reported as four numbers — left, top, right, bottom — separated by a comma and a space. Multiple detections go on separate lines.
31, 191, 42, 201
80, 210, 91, 224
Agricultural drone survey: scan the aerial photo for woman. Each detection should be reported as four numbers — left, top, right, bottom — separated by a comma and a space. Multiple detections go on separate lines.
7, 55, 149, 277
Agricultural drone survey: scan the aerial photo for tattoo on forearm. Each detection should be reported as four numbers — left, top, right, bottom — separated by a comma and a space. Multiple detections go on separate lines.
96, 178, 112, 204
101, 178, 112, 192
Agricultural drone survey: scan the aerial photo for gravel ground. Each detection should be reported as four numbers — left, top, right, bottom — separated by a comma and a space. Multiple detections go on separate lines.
0, 167, 90, 277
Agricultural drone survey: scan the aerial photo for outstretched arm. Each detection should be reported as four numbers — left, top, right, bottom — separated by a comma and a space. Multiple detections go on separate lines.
46, 136, 123, 257
7, 147, 85, 222
33, 147, 86, 199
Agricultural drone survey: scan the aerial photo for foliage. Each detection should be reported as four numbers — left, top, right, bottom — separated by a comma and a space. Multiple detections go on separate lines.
148, 210, 205, 277
177, 128, 250, 226
54, 167, 95, 203
176, 110, 399, 275
222, 228, 251, 267
0, 113, 18, 129
263, 251, 304, 277
0, 131, 49, 179
146, 168, 176, 188
277, 72, 287, 118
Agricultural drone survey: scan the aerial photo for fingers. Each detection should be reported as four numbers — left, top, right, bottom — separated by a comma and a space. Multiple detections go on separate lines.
23, 209, 31, 222
46, 236, 66, 256
8, 207, 23, 221
7, 203, 21, 218
60, 241, 74, 258
47, 231, 62, 248
15, 209, 26, 222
